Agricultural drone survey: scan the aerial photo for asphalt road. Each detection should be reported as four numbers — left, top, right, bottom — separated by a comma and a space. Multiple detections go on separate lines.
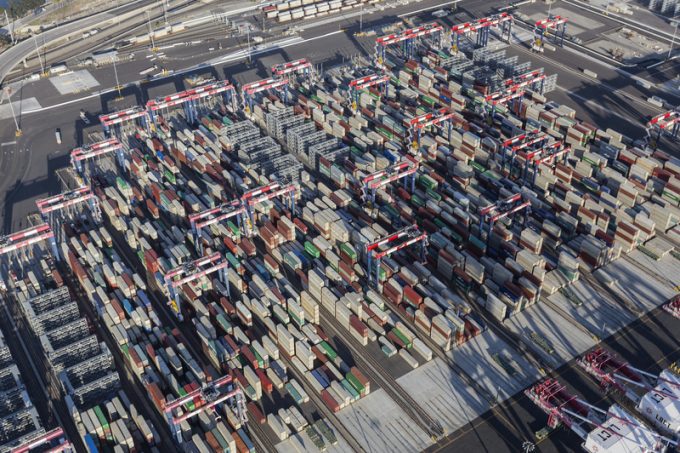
426, 304, 680, 453
0, 0, 153, 84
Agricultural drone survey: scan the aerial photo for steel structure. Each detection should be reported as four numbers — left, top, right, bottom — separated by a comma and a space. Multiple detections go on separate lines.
483, 90, 525, 117
526, 379, 673, 452
361, 160, 418, 204
10, 427, 72, 453
70, 139, 125, 181
663, 295, 680, 319
188, 200, 245, 255
36, 187, 101, 238
534, 15, 568, 50
365, 225, 428, 287
99, 106, 150, 138
241, 78, 290, 112
0, 225, 59, 271
348, 74, 390, 111
647, 109, 680, 145
478, 193, 531, 239
499, 129, 548, 170
505, 68, 547, 94
146, 80, 237, 125
517, 141, 570, 185
163, 253, 229, 319
271, 58, 313, 79
375, 22, 444, 65
241, 183, 296, 237
450, 13, 513, 52
163, 374, 247, 443
408, 108, 458, 150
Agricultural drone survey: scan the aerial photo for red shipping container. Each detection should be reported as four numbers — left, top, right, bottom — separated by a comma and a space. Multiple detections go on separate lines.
320, 389, 340, 412
255, 369, 273, 394
247, 402, 266, 424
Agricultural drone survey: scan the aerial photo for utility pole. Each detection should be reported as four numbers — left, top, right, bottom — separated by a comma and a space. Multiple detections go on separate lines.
33, 34, 46, 75
112, 55, 122, 99
146, 10, 156, 52
4, 88, 21, 137
4, 10, 14, 45
668, 17, 679, 60
161, 0, 168, 25
360, 3, 363, 32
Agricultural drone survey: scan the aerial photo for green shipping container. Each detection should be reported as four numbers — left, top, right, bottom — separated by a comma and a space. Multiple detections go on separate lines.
227, 221, 241, 239
319, 341, 338, 361
304, 241, 321, 259
411, 194, 425, 208
346, 372, 365, 394
339, 243, 357, 262
392, 328, 413, 349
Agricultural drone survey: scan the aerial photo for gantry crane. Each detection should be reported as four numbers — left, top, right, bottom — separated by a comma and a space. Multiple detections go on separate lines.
241, 183, 296, 237
271, 58, 313, 80
505, 68, 547, 95
646, 109, 680, 147
526, 379, 674, 452
241, 78, 290, 113
534, 15, 567, 51
70, 138, 125, 182
499, 129, 548, 171
164, 253, 229, 319
36, 187, 101, 240
450, 13, 513, 52
0, 224, 59, 284
361, 160, 418, 204
11, 427, 73, 453
188, 200, 245, 255
578, 348, 680, 439
365, 225, 428, 287
408, 108, 459, 151
482, 90, 525, 118
164, 374, 247, 443
146, 80, 237, 125
374, 22, 444, 65
478, 193, 531, 240
517, 141, 570, 186
348, 73, 390, 112
99, 106, 150, 138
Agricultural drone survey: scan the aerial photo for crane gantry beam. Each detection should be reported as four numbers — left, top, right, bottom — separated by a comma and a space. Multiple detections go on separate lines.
188, 200, 245, 255
164, 252, 229, 319
361, 160, 419, 203
146, 80, 237, 124
241, 78, 290, 112
534, 15, 568, 50
375, 22, 444, 64
348, 73, 390, 111
70, 138, 125, 182
365, 225, 428, 287
99, 106, 150, 137
451, 13, 513, 50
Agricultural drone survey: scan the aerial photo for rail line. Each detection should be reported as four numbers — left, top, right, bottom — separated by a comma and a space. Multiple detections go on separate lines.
319, 309, 444, 439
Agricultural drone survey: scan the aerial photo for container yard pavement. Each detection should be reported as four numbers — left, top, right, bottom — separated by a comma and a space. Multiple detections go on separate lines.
425, 304, 680, 453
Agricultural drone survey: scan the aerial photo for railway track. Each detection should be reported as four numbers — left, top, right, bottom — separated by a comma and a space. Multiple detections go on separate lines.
622, 253, 675, 289
580, 270, 643, 317
318, 309, 444, 439
541, 294, 599, 341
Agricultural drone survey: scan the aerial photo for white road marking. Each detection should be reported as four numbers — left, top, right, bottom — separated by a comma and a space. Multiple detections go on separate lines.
1, 141, 16, 147
398, 0, 461, 17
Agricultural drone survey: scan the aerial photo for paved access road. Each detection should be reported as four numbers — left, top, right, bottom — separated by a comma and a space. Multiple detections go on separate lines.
0, 0, 153, 84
